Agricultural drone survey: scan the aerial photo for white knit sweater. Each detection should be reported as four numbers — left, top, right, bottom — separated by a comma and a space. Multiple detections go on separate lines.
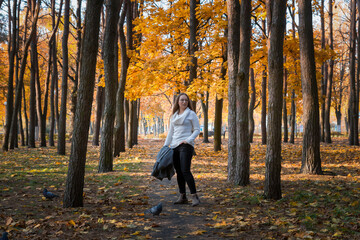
164, 108, 200, 149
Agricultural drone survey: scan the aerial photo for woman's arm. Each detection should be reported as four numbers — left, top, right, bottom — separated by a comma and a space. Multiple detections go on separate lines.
185, 112, 200, 143
164, 118, 174, 147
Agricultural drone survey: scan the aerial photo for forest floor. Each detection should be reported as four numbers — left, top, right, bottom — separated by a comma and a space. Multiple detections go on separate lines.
0, 137, 360, 239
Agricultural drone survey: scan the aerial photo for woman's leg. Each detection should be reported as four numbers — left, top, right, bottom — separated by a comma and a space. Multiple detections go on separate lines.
178, 144, 196, 194
173, 147, 186, 194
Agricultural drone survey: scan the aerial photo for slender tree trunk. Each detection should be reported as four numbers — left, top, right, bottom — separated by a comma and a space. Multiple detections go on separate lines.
320, 0, 326, 142
290, 90, 296, 143
10, 3, 39, 151
325, 0, 334, 143
261, 20, 267, 145
201, 92, 209, 143
226, 0, 240, 183
28, 0, 37, 148
235, 0, 251, 186
214, 95, 223, 151
283, 58, 288, 143
58, 0, 70, 155
125, 99, 129, 141
114, 0, 128, 156
249, 68, 255, 143
187, 0, 199, 98
92, 75, 104, 146
23, 85, 29, 145
99, 0, 121, 173
19, 107, 25, 146
2, 0, 17, 151
63, 0, 104, 208
264, 0, 286, 200
214, 38, 227, 151
348, 0, 358, 145
299, 0, 322, 174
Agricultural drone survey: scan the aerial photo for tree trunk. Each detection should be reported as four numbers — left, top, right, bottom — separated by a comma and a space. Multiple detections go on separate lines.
58, 0, 70, 155
2, 0, 17, 151
264, 0, 286, 200
261, 20, 267, 145
201, 92, 209, 143
127, 100, 135, 148
92, 75, 104, 146
348, 0, 358, 145
226, 0, 240, 183
298, 0, 322, 174
70, 0, 82, 131
235, 0, 251, 186
99, 0, 121, 173
125, 99, 129, 141
283, 57, 288, 143
63, 0, 104, 208
320, 0, 326, 142
114, 1, 129, 156
249, 68, 255, 143
325, 0, 333, 143
187, 0, 199, 92
214, 95, 223, 151
28, 0, 37, 148
23, 85, 29, 145
10, 2, 39, 151
290, 89, 296, 143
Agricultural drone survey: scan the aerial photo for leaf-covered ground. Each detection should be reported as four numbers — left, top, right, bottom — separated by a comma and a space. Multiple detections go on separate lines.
0, 137, 360, 239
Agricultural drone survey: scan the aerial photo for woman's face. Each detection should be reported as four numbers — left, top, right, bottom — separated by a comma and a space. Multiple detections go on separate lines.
178, 95, 189, 110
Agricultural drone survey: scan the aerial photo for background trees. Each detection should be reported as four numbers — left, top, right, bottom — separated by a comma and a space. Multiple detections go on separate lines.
0, 0, 359, 204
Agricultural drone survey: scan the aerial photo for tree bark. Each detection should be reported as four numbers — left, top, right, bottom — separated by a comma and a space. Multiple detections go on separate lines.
201, 92, 209, 143
214, 95, 223, 151
2, 0, 17, 151
226, 0, 240, 183
283, 57, 288, 143
249, 68, 255, 143
114, 0, 128, 156
187, 0, 199, 92
290, 89, 296, 143
63, 0, 104, 208
261, 20, 267, 145
298, 0, 322, 174
58, 0, 70, 155
348, 0, 358, 145
214, 38, 227, 151
264, 0, 286, 200
9, 2, 39, 151
92, 75, 104, 146
320, 0, 326, 142
325, 0, 334, 143
235, 0, 251, 186
99, 0, 121, 173
28, 0, 37, 148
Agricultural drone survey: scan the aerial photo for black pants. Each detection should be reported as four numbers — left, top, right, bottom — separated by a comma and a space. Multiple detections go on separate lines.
173, 143, 197, 194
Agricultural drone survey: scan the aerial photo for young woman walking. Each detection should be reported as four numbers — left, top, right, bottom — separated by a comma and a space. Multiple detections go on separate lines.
164, 93, 201, 206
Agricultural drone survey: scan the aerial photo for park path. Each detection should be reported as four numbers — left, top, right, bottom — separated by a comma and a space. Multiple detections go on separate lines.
138, 139, 231, 240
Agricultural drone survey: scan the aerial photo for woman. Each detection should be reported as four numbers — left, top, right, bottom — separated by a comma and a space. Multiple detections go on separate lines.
164, 93, 200, 206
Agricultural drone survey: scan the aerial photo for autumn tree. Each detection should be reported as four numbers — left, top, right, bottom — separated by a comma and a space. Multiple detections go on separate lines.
99, 0, 121, 173
113, 0, 129, 156
58, 0, 70, 155
227, 0, 251, 186
298, 0, 322, 174
63, 0, 104, 208
264, 0, 286, 200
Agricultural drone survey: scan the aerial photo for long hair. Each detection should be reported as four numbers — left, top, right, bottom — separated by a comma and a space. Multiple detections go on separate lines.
171, 93, 194, 115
